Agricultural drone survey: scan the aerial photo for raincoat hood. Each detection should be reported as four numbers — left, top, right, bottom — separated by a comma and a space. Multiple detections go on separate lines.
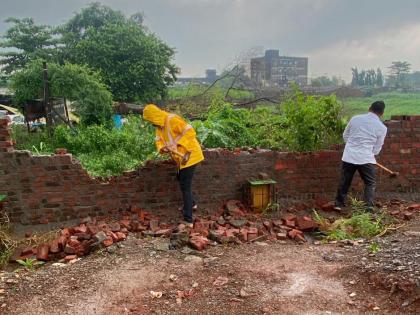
143, 104, 168, 127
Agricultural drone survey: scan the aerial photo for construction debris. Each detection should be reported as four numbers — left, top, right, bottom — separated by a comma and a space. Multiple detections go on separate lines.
13, 200, 323, 263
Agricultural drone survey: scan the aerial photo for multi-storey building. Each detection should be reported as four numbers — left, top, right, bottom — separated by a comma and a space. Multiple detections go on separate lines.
251, 50, 308, 87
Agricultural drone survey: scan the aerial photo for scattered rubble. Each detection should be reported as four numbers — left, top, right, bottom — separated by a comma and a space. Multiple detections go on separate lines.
12, 200, 321, 264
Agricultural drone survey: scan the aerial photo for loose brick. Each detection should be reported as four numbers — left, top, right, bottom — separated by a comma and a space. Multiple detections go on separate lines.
296, 216, 319, 231
36, 244, 50, 261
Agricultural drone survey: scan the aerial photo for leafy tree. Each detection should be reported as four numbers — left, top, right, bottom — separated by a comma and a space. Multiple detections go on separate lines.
351, 68, 359, 86
10, 60, 113, 125
0, 18, 58, 75
376, 68, 384, 87
60, 3, 178, 102
387, 61, 411, 88
351, 67, 384, 87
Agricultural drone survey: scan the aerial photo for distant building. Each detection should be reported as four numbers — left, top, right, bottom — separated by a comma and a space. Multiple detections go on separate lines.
251, 50, 308, 87
176, 69, 219, 85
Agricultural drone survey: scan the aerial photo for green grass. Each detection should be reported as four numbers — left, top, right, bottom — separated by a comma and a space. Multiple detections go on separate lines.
341, 92, 420, 120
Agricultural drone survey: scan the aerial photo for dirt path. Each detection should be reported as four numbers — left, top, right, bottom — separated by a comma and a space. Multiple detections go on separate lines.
3, 232, 418, 315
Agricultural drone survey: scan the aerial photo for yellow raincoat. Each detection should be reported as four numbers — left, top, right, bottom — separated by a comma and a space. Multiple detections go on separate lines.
143, 104, 204, 169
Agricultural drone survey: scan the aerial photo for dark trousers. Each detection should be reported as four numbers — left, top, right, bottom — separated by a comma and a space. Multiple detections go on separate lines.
177, 165, 196, 223
335, 161, 376, 208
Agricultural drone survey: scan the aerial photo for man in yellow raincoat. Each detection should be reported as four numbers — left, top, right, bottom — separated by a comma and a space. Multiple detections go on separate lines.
143, 104, 204, 225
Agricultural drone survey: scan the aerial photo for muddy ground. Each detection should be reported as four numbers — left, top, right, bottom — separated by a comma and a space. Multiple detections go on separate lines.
1, 214, 419, 315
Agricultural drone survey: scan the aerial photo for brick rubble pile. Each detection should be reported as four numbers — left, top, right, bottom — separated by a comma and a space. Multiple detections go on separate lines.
15, 200, 320, 262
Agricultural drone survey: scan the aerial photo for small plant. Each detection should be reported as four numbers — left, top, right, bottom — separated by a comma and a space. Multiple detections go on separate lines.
31, 141, 47, 155
16, 258, 44, 271
0, 209, 16, 268
314, 199, 389, 241
369, 242, 381, 254
262, 202, 280, 214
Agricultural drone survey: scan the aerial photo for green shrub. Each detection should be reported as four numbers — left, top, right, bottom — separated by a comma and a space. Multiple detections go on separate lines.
279, 87, 346, 151
12, 115, 157, 177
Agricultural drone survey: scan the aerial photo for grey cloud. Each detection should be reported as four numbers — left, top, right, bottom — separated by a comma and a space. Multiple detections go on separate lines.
0, 0, 419, 77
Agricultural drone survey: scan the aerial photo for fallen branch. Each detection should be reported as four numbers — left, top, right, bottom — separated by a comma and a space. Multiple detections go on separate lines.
377, 224, 406, 237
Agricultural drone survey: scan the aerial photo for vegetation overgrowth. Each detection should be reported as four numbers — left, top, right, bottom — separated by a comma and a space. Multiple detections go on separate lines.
12, 89, 345, 176
313, 199, 395, 241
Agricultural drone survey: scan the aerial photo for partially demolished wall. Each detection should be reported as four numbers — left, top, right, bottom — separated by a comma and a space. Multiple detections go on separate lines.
1, 116, 419, 225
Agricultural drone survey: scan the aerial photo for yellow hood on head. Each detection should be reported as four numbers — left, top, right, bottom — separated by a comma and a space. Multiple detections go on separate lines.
143, 104, 168, 127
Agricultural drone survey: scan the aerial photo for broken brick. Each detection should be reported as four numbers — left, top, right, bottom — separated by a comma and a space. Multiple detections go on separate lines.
149, 219, 160, 231
61, 228, 72, 237
74, 224, 87, 234
20, 247, 35, 256
87, 224, 100, 235
36, 244, 50, 261
115, 232, 127, 241
120, 219, 131, 229
296, 216, 319, 231
50, 240, 60, 253
282, 214, 297, 228
247, 233, 258, 242
238, 228, 248, 242
288, 229, 305, 242
64, 244, 76, 255
109, 222, 121, 232
67, 238, 81, 248
276, 232, 288, 240
408, 204, 420, 211
154, 229, 171, 237
130, 221, 147, 232
64, 255, 77, 262
103, 237, 113, 247
57, 235, 67, 250
189, 235, 210, 251
321, 201, 335, 211
75, 233, 91, 241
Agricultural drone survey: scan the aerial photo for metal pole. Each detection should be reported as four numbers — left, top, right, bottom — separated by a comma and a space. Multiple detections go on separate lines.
42, 62, 52, 129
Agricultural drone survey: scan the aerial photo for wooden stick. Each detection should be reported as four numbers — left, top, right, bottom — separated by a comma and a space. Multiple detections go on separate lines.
376, 162, 397, 175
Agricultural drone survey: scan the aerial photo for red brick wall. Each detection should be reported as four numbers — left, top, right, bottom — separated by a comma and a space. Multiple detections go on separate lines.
1, 115, 419, 225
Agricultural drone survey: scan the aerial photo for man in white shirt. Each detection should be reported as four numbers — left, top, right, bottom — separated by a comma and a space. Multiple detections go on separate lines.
335, 101, 388, 211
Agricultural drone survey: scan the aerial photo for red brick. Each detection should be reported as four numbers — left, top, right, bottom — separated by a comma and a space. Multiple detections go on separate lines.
50, 240, 60, 253
103, 237, 113, 247
36, 244, 50, 261
64, 255, 77, 261
296, 216, 319, 231
408, 204, 420, 211
189, 235, 210, 251
21, 247, 35, 256
109, 222, 121, 232
154, 229, 171, 237
238, 228, 248, 242
321, 201, 335, 211
288, 229, 305, 242
247, 233, 258, 242
57, 235, 67, 250
120, 219, 131, 229
74, 224, 87, 234
115, 232, 127, 241
149, 219, 160, 231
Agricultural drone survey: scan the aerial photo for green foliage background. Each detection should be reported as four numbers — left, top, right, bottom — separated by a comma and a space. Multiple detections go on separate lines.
10, 60, 113, 125
12, 90, 346, 176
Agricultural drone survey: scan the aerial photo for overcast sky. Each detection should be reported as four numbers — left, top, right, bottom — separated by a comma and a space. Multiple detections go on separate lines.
1, 0, 420, 82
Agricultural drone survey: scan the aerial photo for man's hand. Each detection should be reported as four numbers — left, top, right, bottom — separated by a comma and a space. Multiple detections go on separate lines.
160, 146, 170, 154
181, 152, 191, 165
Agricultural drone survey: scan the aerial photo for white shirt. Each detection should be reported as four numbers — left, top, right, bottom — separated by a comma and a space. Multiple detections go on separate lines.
342, 112, 387, 165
